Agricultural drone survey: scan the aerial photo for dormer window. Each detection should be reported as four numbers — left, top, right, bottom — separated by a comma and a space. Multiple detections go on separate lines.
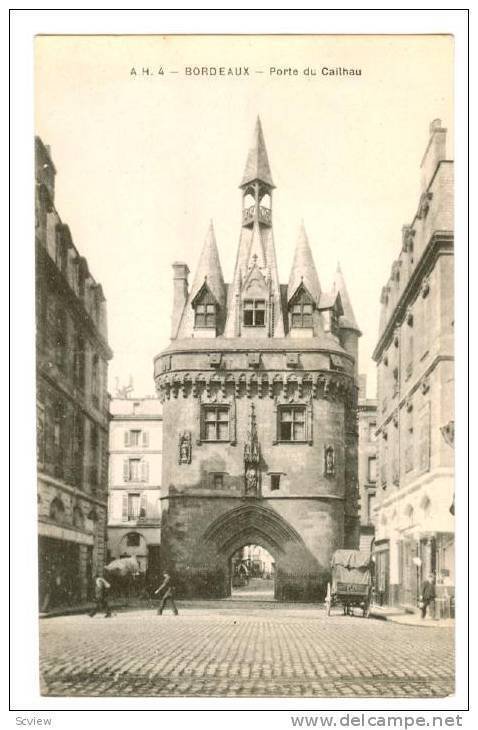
192, 283, 218, 330
195, 302, 216, 328
288, 284, 315, 330
243, 299, 265, 327
291, 301, 313, 328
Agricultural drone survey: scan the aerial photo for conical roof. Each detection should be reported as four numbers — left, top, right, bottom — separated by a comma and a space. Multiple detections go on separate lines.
288, 223, 321, 303
333, 262, 360, 332
240, 117, 275, 188
190, 221, 226, 307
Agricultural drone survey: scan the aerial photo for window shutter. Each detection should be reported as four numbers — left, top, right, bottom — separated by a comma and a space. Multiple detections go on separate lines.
123, 458, 129, 482
141, 460, 149, 483
124, 431, 130, 447
142, 431, 149, 447
140, 493, 147, 519
121, 494, 128, 522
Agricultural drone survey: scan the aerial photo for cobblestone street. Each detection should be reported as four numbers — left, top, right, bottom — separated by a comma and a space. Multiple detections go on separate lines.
39, 603, 455, 698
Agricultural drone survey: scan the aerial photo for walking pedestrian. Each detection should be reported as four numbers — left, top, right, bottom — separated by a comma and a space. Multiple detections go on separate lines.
89, 574, 112, 618
154, 572, 179, 615
419, 573, 436, 619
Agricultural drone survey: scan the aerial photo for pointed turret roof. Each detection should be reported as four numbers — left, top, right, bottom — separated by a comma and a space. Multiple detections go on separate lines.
190, 221, 226, 307
240, 117, 275, 188
288, 223, 321, 303
247, 220, 267, 271
333, 262, 360, 332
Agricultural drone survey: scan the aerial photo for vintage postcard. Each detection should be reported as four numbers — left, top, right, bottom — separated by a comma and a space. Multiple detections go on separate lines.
33, 33, 456, 701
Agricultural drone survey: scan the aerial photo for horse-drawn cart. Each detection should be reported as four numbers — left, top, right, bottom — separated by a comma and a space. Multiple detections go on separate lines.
325, 549, 373, 618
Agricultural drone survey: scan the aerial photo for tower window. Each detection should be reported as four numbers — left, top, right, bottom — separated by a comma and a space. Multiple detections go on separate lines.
192, 283, 218, 329
270, 474, 281, 491
288, 285, 315, 329
201, 405, 230, 441
278, 406, 306, 442
195, 303, 216, 328
291, 302, 313, 328
243, 299, 265, 326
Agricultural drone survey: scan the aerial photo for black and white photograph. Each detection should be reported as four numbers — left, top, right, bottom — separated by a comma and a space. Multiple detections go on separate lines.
9, 17, 470, 718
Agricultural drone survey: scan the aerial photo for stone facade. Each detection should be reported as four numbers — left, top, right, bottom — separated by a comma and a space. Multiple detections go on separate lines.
357, 375, 377, 553
154, 119, 361, 601
107, 398, 162, 584
36, 137, 112, 609
372, 120, 454, 615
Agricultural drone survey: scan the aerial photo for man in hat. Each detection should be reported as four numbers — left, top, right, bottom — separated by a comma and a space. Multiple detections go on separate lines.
89, 573, 112, 618
154, 572, 179, 615
419, 573, 436, 619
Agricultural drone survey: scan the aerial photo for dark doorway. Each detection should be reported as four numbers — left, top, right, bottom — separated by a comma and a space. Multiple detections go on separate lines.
230, 544, 275, 600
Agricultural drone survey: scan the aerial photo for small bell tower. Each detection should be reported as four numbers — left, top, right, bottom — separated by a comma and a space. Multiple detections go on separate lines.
240, 116, 275, 229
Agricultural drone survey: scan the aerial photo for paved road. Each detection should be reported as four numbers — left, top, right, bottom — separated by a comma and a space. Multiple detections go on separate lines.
39, 604, 454, 698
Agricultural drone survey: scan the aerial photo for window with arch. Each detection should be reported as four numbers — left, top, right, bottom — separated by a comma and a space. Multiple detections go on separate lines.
73, 334, 85, 389
52, 400, 65, 477
126, 532, 141, 547
91, 354, 100, 407
73, 505, 85, 529
49, 497, 65, 523
54, 307, 67, 371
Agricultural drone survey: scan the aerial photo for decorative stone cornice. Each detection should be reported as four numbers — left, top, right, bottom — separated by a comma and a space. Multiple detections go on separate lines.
155, 368, 355, 404
373, 230, 453, 361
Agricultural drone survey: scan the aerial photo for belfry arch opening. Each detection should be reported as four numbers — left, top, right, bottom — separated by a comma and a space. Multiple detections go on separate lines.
230, 543, 276, 600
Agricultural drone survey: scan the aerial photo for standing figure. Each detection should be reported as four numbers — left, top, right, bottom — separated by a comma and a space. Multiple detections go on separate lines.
155, 572, 179, 615
89, 574, 112, 618
419, 573, 436, 619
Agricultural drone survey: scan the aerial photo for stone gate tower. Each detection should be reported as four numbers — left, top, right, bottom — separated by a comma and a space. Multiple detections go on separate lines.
154, 118, 361, 600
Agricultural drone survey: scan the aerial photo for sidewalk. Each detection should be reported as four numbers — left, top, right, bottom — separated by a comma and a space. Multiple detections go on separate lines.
371, 604, 455, 628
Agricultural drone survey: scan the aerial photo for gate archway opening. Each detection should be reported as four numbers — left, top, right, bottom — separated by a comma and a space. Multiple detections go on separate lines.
230, 543, 276, 600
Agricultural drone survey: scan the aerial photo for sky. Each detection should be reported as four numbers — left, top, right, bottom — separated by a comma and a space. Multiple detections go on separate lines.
35, 34, 453, 398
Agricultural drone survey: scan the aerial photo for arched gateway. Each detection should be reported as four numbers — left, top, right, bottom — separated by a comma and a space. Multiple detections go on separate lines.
155, 119, 361, 601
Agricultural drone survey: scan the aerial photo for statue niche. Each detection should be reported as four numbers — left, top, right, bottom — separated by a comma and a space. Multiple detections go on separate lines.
324, 445, 335, 477
244, 403, 260, 497
178, 431, 192, 465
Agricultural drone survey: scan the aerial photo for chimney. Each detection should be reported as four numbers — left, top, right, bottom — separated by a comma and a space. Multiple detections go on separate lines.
171, 262, 189, 339
420, 119, 447, 191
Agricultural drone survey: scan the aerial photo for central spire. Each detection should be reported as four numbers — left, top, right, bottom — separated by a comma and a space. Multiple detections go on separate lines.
240, 116, 275, 188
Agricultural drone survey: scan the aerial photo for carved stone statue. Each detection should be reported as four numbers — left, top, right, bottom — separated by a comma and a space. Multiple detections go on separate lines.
178, 431, 191, 465
324, 445, 335, 477
245, 466, 258, 496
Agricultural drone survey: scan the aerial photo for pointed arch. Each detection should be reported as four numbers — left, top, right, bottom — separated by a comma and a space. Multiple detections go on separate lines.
204, 503, 305, 558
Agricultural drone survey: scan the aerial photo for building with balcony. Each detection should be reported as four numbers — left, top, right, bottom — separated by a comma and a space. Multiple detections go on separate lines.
107, 398, 163, 585
36, 137, 113, 610
357, 375, 377, 553
154, 118, 361, 601
372, 120, 454, 614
